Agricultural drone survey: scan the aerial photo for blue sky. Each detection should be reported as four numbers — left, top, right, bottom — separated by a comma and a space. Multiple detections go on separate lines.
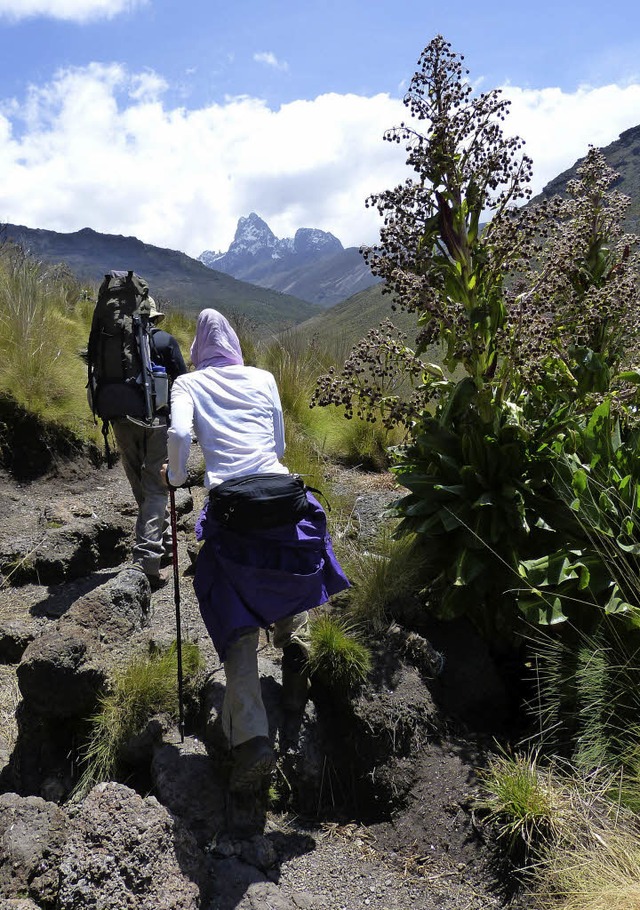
1, 0, 640, 257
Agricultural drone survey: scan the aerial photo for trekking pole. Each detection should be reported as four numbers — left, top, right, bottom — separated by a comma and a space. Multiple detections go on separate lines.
169, 486, 185, 743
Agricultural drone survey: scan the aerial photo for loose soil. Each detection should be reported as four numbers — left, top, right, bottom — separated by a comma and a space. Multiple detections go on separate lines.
0, 445, 517, 910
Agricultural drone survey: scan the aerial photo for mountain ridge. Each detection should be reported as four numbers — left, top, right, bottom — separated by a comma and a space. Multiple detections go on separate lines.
535, 123, 640, 232
198, 212, 380, 308
2, 222, 321, 336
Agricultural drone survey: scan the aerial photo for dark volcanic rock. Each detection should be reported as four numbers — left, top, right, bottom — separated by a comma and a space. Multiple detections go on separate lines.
0, 792, 68, 906
57, 782, 205, 910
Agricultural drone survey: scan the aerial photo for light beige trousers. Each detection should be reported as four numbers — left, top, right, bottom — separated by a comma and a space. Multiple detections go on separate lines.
222, 611, 309, 747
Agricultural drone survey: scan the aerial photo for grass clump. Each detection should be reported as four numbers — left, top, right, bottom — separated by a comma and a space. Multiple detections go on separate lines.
527, 621, 640, 776
308, 614, 372, 692
477, 749, 569, 862
343, 531, 430, 630
536, 830, 640, 910
0, 250, 93, 427
325, 413, 404, 471
75, 640, 202, 797
530, 767, 640, 910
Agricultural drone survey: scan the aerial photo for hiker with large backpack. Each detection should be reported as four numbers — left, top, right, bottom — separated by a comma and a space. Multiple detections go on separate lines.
87, 271, 187, 589
162, 308, 349, 791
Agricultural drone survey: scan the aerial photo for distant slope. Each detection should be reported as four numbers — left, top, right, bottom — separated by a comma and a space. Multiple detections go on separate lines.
4, 223, 320, 334
293, 283, 419, 351
535, 123, 640, 233
269, 247, 379, 307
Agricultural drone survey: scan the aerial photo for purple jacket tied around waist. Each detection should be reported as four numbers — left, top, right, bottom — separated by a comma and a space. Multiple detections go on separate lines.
193, 493, 350, 660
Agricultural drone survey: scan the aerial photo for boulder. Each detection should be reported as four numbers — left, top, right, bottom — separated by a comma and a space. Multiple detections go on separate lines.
0, 792, 68, 906
0, 517, 130, 586
17, 568, 150, 719
58, 782, 205, 910
0, 614, 39, 663
151, 737, 227, 848
17, 626, 107, 718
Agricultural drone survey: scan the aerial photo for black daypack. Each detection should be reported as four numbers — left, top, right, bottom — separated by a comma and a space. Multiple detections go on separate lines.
87, 270, 163, 423
208, 473, 330, 531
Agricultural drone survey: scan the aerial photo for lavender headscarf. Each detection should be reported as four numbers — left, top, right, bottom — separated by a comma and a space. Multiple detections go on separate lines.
190, 309, 244, 369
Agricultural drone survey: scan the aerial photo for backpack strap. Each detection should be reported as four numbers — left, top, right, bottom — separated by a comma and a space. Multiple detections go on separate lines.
302, 482, 332, 513
102, 420, 116, 468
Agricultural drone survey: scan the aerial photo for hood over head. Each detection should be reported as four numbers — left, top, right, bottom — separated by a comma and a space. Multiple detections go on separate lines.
190, 308, 244, 369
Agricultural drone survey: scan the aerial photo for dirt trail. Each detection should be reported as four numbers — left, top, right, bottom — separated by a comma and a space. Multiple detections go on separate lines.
0, 450, 506, 910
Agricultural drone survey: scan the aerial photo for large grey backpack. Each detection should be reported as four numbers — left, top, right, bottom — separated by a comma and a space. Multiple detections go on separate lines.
87, 270, 154, 422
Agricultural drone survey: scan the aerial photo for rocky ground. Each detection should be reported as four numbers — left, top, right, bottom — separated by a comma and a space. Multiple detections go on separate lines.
0, 433, 519, 910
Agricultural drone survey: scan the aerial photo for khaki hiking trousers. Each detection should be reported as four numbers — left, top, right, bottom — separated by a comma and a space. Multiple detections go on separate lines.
222, 611, 309, 747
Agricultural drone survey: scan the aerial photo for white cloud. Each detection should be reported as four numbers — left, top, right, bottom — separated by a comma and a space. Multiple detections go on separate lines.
501, 83, 640, 194
253, 52, 289, 72
0, 0, 146, 22
1, 65, 639, 262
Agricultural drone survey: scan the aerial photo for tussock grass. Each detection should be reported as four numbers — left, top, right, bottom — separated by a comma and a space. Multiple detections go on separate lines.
527, 621, 640, 777
308, 614, 372, 692
0, 251, 90, 423
262, 332, 323, 430
343, 531, 430, 630
477, 749, 570, 860
319, 411, 404, 471
537, 831, 640, 910
479, 751, 640, 908
529, 766, 640, 910
74, 641, 202, 798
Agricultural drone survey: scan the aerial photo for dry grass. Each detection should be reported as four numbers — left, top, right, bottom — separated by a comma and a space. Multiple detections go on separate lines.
0, 665, 20, 753
535, 828, 640, 910
499, 762, 640, 909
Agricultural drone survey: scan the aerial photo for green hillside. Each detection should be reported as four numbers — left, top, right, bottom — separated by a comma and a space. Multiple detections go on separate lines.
293, 283, 420, 352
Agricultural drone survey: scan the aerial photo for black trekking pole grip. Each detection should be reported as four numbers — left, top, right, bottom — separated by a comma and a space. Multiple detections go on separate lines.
169, 486, 185, 743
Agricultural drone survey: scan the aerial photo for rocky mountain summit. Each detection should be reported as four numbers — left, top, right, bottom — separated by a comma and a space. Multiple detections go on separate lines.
199, 213, 380, 308
200, 213, 344, 267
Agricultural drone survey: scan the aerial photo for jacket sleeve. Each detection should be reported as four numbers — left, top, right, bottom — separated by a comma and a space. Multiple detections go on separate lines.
269, 375, 286, 458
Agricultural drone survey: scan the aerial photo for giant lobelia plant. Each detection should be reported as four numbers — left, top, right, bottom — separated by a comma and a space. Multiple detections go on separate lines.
314, 36, 640, 646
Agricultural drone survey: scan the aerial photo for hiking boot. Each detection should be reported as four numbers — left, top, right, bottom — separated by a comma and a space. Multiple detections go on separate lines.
147, 572, 169, 591
229, 736, 275, 792
133, 563, 169, 591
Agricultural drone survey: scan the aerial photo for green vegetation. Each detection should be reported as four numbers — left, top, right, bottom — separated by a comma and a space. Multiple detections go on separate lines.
74, 641, 203, 798
478, 750, 640, 909
313, 36, 640, 650
343, 531, 431, 630
307, 614, 372, 692
478, 749, 569, 861
0, 247, 96, 436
